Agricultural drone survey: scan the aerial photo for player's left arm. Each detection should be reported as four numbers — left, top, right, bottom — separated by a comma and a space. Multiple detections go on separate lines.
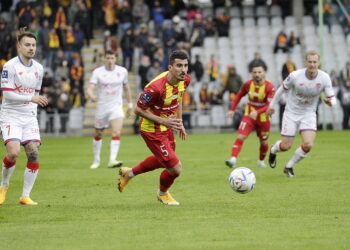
123, 83, 133, 117
323, 74, 337, 107
176, 101, 187, 140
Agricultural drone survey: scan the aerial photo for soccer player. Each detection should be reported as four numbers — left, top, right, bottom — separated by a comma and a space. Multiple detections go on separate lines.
87, 50, 133, 169
117, 50, 190, 205
0, 30, 48, 205
225, 63, 275, 168
267, 51, 336, 177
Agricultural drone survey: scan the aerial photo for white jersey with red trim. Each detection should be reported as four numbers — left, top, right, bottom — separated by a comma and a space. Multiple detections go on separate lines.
0, 56, 43, 117
283, 68, 335, 115
90, 65, 128, 111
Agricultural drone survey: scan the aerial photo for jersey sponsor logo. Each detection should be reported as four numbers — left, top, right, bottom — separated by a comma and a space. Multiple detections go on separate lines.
14, 83, 35, 93
1, 70, 8, 78
141, 92, 152, 103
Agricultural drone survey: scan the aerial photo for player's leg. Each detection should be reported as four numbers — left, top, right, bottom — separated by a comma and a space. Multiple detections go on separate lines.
226, 116, 253, 168
20, 141, 41, 205
269, 112, 297, 168
256, 121, 271, 168
0, 122, 22, 205
108, 117, 123, 168
157, 130, 181, 205
118, 131, 167, 192
283, 113, 317, 177
91, 128, 104, 169
157, 162, 181, 205
0, 141, 21, 205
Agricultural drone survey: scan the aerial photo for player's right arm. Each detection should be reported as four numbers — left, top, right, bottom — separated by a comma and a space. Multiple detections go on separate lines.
267, 73, 294, 116
87, 69, 98, 102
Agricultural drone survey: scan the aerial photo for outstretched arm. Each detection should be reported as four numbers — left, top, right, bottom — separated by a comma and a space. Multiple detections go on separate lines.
267, 85, 284, 116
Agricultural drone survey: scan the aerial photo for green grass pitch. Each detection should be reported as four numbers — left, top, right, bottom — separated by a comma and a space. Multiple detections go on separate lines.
0, 131, 349, 249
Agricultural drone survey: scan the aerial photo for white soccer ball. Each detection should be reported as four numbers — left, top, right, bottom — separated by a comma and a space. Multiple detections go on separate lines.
228, 167, 256, 194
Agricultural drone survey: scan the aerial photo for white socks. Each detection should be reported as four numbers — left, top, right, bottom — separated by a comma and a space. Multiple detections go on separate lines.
22, 167, 38, 197
1, 164, 16, 187
93, 138, 102, 164
286, 147, 308, 169
109, 139, 120, 163
271, 140, 282, 154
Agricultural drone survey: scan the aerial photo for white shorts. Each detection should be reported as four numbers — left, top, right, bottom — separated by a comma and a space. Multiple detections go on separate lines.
95, 105, 124, 129
0, 113, 41, 145
281, 111, 317, 137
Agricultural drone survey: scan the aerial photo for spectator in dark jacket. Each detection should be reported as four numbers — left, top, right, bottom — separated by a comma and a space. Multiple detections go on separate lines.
120, 28, 135, 71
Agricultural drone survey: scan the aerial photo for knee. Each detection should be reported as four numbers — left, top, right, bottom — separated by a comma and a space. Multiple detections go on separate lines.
302, 142, 313, 152
95, 130, 103, 138
280, 141, 292, 151
168, 161, 182, 177
7, 150, 20, 162
260, 140, 268, 146
237, 134, 247, 141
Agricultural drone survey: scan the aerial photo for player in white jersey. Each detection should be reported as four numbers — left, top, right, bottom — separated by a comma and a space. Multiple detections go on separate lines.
87, 50, 133, 169
0, 30, 48, 205
267, 51, 336, 177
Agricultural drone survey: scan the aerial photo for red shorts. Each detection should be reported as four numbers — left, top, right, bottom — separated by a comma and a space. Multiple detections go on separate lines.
140, 130, 179, 168
238, 116, 270, 141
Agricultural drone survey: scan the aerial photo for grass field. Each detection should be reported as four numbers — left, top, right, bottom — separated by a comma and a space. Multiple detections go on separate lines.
0, 131, 349, 249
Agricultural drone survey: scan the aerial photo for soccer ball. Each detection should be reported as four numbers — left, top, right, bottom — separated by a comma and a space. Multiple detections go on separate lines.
228, 167, 256, 194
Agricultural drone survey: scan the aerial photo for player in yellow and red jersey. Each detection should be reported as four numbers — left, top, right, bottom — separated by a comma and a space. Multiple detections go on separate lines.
225, 63, 275, 169
117, 50, 190, 205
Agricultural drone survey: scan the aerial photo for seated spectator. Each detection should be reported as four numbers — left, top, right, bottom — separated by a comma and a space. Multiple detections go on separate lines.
191, 54, 205, 82
215, 10, 230, 37
207, 54, 219, 82
340, 62, 350, 83
210, 85, 223, 105
189, 15, 205, 47
288, 31, 301, 53
146, 60, 163, 83
199, 82, 210, 110
222, 65, 243, 102
337, 79, 350, 129
182, 90, 196, 130
204, 16, 217, 37
274, 31, 288, 54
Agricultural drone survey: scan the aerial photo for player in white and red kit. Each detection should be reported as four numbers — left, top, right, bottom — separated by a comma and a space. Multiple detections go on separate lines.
86, 50, 132, 169
267, 51, 336, 177
0, 31, 48, 205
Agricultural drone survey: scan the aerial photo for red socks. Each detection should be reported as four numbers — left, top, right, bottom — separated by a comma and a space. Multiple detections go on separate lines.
132, 156, 164, 175
159, 170, 177, 193
26, 162, 39, 173
231, 138, 244, 157
3, 157, 16, 169
259, 144, 269, 160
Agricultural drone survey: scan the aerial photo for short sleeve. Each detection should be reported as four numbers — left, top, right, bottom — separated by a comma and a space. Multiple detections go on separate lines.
137, 85, 159, 110
90, 69, 99, 85
282, 72, 295, 90
1, 63, 15, 90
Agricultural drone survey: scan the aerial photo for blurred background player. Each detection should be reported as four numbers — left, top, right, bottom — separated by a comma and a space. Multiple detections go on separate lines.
225, 63, 275, 169
267, 51, 337, 177
0, 30, 48, 205
117, 50, 190, 206
87, 50, 132, 169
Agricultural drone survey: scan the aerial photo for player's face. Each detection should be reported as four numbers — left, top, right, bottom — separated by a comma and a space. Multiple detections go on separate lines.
305, 55, 320, 75
251, 66, 265, 84
18, 36, 36, 59
104, 54, 116, 68
168, 58, 188, 81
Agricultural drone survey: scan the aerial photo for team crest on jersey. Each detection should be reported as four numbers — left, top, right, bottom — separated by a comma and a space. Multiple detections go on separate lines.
19, 72, 23, 75
141, 92, 152, 103
299, 83, 304, 86
1, 70, 8, 78
316, 83, 321, 88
